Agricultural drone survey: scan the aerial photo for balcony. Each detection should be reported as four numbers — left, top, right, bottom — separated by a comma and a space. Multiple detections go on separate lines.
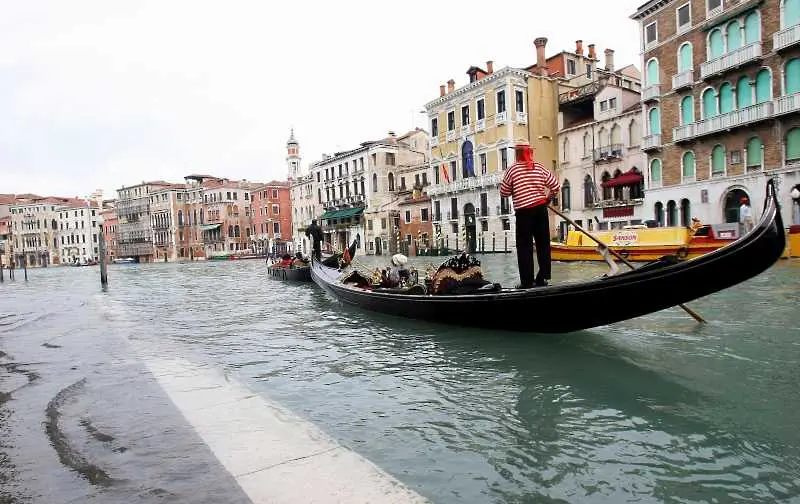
593, 144, 624, 162
516, 111, 528, 124
475, 118, 486, 132
641, 84, 660, 102
433, 212, 442, 222
774, 23, 800, 52
642, 134, 662, 151
461, 124, 473, 137
476, 207, 489, 218
446, 129, 457, 142
496, 205, 512, 216
592, 198, 645, 209
672, 70, 694, 90
700, 42, 761, 80
430, 135, 439, 147
774, 92, 800, 116
495, 111, 507, 125
426, 171, 502, 196
671, 101, 773, 141
447, 211, 458, 221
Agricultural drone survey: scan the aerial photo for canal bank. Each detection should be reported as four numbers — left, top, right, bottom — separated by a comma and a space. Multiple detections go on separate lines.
2, 257, 800, 503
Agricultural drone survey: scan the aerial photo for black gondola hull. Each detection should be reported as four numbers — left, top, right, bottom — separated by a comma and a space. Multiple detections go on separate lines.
310, 179, 786, 333
268, 265, 312, 282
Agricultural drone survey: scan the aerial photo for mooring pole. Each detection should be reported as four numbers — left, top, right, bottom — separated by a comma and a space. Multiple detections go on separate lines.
98, 231, 108, 288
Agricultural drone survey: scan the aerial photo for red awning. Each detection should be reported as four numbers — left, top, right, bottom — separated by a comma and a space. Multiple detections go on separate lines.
601, 170, 644, 188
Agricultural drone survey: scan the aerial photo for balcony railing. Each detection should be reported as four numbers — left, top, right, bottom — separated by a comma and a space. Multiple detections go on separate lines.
672, 101, 773, 141
642, 134, 662, 150
430, 135, 439, 147
773, 23, 800, 52
461, 124, 472, 136
447, 211, 458, 220
593, 144, 624, 161
641, 84, 660, 102
516, 111, 528, 123
496, 205, 511, 216
700, 42, 761, 80
774, 92, 800, 116
446, 130, 457, 142
475, 118, 486, 132
672, 70, 694, 90
426, 171, 502, 196
591, 198, 645, 209
495, 111, 507, 124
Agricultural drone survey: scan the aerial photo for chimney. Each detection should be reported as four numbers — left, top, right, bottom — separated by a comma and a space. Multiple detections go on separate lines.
447, 79, 455, 93
588, 44, 596, 59
440, 84, 446, 97
604, 48, 615, 71
534, 37, 548, 76
575, 40, 583, 55
486, 60, 494, 74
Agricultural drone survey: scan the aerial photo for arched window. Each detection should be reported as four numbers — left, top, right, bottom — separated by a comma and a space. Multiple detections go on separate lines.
726, 21, 742, 51
678, 42, 693, 73
372, 173, 378, 192
702, 88, 718, 118
598, 126, 607, 147
234, 225, 240, 238
737, 76, 753, 108
786, 127, 800, 162
630, 167, 644, 199
755, 68, 772, 103
784, 0, 800, 28
561, 180, 571, 211
682, 151, 696, 180
388, 173, 395, 191
654, 201, 664, 226
744, 11, 761, 44
646, 58, 660, 85
628, 120, 639, 146
708, 28, 724, 59
680, 198, 691, 227
611, 124, 622, 146
601, 171, 612, 200
667, 200, 678, 226
719, 82, 734, 113
650, 158, 662, 186
228, 225, 234, 237
648, 107, 661, 135
583, 132, 591, 157
680, 95, 694, 124
612, 169, 624, 200
461, 141, 474, 178
711, 144, 726, 176
785, 58, 800, 94
583, 175, 595, 206
746, 137, 763, 169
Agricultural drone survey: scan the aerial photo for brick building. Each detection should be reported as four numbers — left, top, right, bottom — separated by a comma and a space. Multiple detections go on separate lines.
101, 205, 118, 262
630, 0, 800, 229
251, 181, 292, 255
396, 189, 433, 255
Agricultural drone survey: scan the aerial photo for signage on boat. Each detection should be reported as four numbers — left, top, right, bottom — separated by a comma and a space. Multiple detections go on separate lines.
611, 230, 638, 245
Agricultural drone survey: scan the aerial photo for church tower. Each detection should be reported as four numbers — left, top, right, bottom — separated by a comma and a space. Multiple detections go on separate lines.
286, 129, 300, 181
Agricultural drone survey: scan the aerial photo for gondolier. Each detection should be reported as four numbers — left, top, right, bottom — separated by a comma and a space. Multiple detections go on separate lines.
305, 219, 323, 261
500, 143, 560, 288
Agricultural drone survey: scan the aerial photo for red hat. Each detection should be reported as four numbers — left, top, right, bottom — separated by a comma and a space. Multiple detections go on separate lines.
741, 196, 749, 203
514, 143, 534, 166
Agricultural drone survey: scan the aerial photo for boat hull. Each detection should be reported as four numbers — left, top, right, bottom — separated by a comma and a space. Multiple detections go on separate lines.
268, 265, 312, 282
311, 179, 785, 334
551, 241, 731, 262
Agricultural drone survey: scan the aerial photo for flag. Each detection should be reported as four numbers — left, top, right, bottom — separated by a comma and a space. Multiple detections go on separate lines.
441, 163, 450, 183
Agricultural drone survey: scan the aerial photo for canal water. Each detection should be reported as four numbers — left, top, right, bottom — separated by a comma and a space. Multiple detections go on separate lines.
1, 255, 799, 503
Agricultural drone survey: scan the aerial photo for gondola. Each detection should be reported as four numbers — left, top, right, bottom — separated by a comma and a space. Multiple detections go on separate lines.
267, 263, 312, 282
310, 179, 786, 334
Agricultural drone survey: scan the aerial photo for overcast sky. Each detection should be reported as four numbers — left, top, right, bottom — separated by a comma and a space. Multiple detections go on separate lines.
1, 1, 641, 200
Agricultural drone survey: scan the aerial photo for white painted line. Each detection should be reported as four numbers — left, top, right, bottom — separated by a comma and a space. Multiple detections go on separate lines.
140, 356, 430, 504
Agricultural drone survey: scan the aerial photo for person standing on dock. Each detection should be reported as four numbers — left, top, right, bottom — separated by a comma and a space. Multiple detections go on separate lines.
500, 143, 560, 289
739, 197, 754, 234
305, 219, 323, 261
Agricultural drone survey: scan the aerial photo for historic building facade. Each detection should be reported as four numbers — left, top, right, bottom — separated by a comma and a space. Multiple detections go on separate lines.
631, 0, 800, 230
251, 181, 292, 255
101, 205, 119, 263
9, 197, 62, 267
116, 181, 171, 262
424, 38, 561, 252
55, 199, 102, 264
557, 46, 648, 239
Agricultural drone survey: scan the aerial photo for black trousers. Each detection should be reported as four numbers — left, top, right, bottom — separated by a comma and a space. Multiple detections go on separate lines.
514, 204, 552, 287
312, 240, 322, 261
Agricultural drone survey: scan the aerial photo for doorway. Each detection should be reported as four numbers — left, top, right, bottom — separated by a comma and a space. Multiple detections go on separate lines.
723, 188, 749, 223
463, 203, 477, 253
374, 237, 382, 255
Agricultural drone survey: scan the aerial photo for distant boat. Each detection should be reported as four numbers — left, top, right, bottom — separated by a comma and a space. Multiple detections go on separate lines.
112, 257, 136, 264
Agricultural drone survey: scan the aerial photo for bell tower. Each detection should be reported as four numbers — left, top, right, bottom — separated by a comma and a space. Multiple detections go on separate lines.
286, 129, 300, 181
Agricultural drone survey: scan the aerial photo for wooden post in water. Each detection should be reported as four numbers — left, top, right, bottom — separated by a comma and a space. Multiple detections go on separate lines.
98, 229, 108, 287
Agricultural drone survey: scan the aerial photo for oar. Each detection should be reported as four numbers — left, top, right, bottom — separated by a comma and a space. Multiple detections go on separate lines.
547, 205, 706, 324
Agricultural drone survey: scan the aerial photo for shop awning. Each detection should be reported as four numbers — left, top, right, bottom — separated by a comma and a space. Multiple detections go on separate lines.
320, 207, 365, 220
601, 170, 644, 188
199, 223, 221, 232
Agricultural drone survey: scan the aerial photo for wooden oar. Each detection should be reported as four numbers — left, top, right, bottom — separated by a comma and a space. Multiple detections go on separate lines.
547, 205, 706, 324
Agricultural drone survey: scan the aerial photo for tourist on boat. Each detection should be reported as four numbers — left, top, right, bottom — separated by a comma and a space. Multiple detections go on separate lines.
305, 219, 323, 261
385, 253, 410, 287
740, 197, 754, 234
291, 251, 308, 267
499, 142, 560, 288
279, 253, 293, 267
689, 217, 703, 232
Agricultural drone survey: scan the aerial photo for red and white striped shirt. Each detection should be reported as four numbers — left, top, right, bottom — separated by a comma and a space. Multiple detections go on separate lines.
500, 161, 560, 210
